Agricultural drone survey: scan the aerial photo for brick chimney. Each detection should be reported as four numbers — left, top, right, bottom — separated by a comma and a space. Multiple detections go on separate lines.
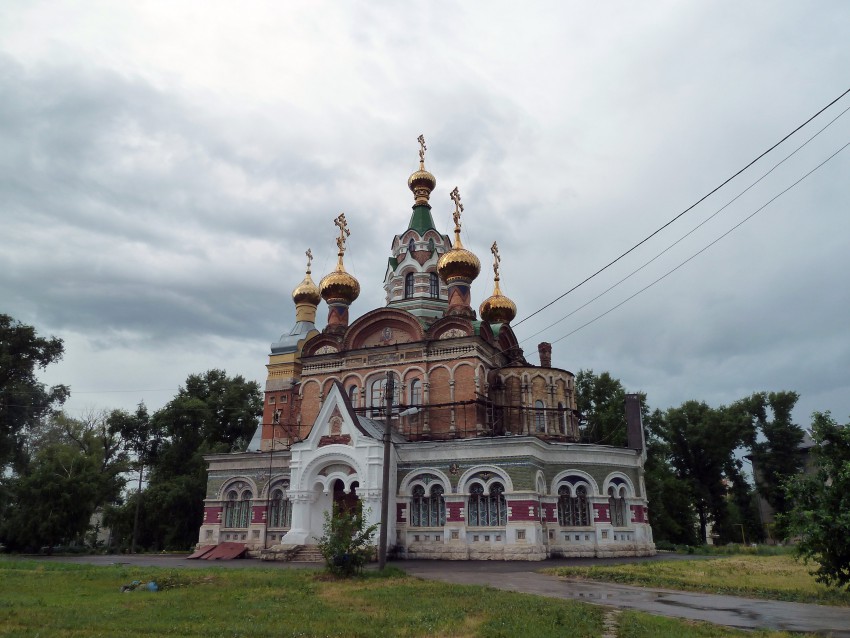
538, 342, 552, 368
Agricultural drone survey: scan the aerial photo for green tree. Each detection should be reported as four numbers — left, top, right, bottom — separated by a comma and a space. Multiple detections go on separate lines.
735, 391, 805, 535
106, 403, 161, 552
781, 412, 850, 590
655, 401, 750, 544
140, 370, 262, 550
642, 408, 699, 545
0, 411, 127, 551
0, 314, 68, 472
317, 502, 378, 577
575, 370, 629, 446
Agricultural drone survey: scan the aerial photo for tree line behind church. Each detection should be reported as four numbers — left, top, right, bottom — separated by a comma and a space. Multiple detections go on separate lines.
2, 314, 849, 589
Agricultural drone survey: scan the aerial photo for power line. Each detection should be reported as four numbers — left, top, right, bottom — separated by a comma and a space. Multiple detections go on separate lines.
513, 86, 850, 328
519, 101, 850, 347
545, 140, 849, 346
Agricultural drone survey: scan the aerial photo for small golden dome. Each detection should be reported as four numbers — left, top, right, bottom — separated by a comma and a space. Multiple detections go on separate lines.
438, 185, 480, 284
320, 268, 360, 305
480, 280, 517, 324
408, 134, 436, 206
479, 241, 515, 323
293, 273, 321, 306
408, 168, 436, 205
319, 213, 360, 305
292, 248, 321, 306
437, 243, 481, 284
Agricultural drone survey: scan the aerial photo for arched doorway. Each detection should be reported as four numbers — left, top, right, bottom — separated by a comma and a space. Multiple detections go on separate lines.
333, 479, 360, 513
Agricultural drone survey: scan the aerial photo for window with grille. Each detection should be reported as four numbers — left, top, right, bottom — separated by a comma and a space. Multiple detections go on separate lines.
405, 272, 415, 298
224, 489, 252, 528
429, 272, 439, 298
268, 487, 292, 528
411, 484, 446, 527
608, 485, 627, 527
557, 484, 590, 526
467, 482, 507, 526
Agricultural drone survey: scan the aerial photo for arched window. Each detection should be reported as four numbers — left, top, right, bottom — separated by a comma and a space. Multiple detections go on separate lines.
409, 379, 422, 406
411, 484, 446, 527
408, 238, 416, 253
429, 272, 439, 298
224, 490, 239, 528
557, 484, 590, 526
238, 491, 252, 528
268, 486, 291, 528
467, 482, 507, 527
608, 485, 627, 527
558, 402, 567, 435
405, 272, 415, 298
348, 384, 359, 408
225, 489, 252, 528
369, 374, 400, 417
534, 400, 546, 433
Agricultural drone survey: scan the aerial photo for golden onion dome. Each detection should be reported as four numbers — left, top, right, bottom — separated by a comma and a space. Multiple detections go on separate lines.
408, 167, 437, 205
437, 242, 481, 284
438, 185, 480, 284
479, 280, 517, 324
408, 134, 436, 206
320, 267, 360, 305
292, 249, 321, 306
479, 241, 515, 323
320, 213, 361, 305
292, 272, 321, 306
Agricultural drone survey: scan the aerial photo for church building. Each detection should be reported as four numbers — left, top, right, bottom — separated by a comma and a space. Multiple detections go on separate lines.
197, 138, 655, 560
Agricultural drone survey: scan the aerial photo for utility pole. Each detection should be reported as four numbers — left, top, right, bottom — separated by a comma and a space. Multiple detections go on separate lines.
378, 371, 394, 570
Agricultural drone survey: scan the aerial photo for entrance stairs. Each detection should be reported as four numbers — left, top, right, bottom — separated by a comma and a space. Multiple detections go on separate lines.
291, 546, 324, 562
258, 544, 324, 562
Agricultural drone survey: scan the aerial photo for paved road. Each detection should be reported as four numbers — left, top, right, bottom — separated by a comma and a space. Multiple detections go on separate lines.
401, 560, 850, 637
23, 554, 850, 636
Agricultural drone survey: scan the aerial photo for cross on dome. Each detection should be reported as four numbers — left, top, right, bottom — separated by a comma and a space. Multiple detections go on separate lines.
491, 241, 501, 281
417, 134, 427, 167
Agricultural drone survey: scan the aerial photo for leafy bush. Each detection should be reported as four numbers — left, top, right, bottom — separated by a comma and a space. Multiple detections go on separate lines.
316, 503, 378, 577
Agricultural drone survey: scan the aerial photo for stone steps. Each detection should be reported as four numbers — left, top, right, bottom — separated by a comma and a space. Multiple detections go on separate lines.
291, 546, 324, 562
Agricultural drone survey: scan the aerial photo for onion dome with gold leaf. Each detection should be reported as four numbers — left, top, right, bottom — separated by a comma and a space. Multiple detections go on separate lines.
408, 134, 437, 206
479, 242, 516, 324
292, 249, 321, 306
319, 213, 361, 305
437, 186, 481, 284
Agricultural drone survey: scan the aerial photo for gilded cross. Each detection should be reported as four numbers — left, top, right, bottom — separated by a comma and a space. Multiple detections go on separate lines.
334, 213, 350, 254
491, 241, 501, 280
417, 134, 427, 166
450, 186, 464, 234
305, 248, 313, 274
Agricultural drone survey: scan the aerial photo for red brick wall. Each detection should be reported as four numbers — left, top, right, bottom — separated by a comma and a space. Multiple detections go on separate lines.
593, 502, 610, 523
203, 506, 223, 525
508, 499, 539, 521
446, 501, 464, 523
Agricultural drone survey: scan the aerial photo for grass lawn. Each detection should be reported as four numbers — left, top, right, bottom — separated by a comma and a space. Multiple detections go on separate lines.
0, 558, 807, 637
543, 554, 850, 606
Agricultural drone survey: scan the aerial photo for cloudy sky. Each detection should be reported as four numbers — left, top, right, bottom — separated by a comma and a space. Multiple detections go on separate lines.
2, 1, 849, 427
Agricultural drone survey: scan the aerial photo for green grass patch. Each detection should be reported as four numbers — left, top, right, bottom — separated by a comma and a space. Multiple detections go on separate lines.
616, 610, 806, 638
0, 559, 602, 637
654, 542, 795, 557
543, 555, 850, 606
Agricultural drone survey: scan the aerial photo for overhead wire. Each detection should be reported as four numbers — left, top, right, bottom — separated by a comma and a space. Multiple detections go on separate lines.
546, 140, 849, 346
518, 101, 850, 347
513, 86, 850, 328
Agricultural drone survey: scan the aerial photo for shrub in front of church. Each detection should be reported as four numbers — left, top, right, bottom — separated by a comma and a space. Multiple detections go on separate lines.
316, 503, 378, 577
